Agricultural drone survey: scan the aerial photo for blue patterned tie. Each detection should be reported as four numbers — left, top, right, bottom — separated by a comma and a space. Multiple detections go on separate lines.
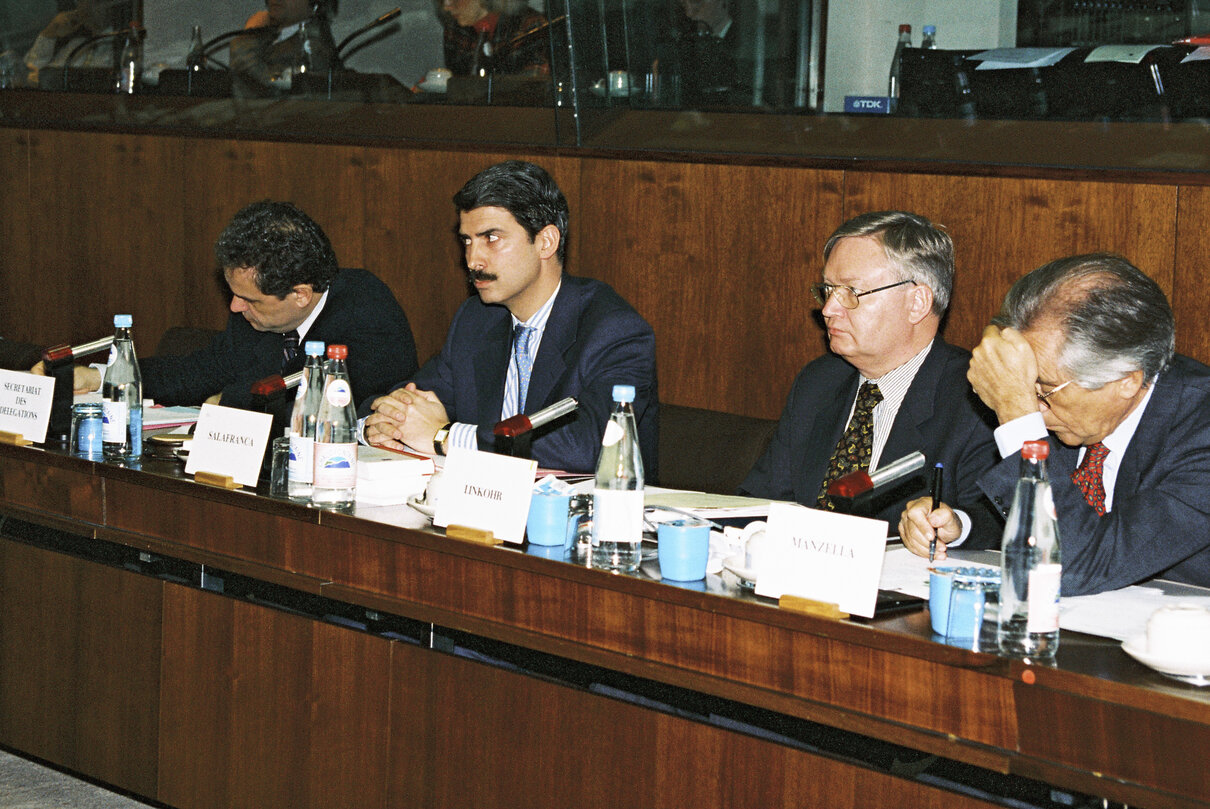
514, 324, 536, 414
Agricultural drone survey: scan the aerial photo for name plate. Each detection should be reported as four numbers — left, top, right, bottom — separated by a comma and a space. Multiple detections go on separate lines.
184, 404, 273, 487
754, 502, 888, 618
0, 369, 54, 444
433, 447, 537, 545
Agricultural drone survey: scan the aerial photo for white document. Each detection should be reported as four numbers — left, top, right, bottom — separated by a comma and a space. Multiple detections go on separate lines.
184, 404, 273, 487
755, 502, 888, 618
433, 447, 537, 544
1085, 44, 1166, 64
1181, 46, 1210, 63
970, 47, 1075, 70
0, 369, 54, 444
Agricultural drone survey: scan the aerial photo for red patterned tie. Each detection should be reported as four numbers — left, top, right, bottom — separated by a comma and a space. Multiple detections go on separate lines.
1072, 442, 1109, 515
817, 382, 883, 510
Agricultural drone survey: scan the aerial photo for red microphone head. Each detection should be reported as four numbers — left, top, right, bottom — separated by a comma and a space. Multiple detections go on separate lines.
250, 375, 287, 398
493, 413, 532, 438
826, 469, 874, 498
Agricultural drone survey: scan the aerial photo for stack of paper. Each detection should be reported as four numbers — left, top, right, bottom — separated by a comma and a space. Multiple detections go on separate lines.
355, 446, 435, 506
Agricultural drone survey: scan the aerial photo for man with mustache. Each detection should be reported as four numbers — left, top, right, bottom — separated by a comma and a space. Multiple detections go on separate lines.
362, 160, 658, 475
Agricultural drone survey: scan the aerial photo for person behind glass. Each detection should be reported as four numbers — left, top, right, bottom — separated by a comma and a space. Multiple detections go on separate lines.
900, 253, 1210, 596
32, 200, 418, 410
739, 211, 998, 533
676, 0, 739, 105
23, 0, 109, 87
361, 160, 658, 475
439, 0, 549, 78
230, 0, 339, 97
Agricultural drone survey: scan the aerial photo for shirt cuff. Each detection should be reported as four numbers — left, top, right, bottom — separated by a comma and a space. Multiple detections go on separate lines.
448, 422, 478, 451
993, 412, 1048, 459
357, 415, 370, 445
947, 508, 973, 547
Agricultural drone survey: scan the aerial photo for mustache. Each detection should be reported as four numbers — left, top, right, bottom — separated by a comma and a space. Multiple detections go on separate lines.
467, 269, 498, 283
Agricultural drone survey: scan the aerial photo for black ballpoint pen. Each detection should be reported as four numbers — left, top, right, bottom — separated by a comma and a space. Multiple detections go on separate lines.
929, 462, 944, 563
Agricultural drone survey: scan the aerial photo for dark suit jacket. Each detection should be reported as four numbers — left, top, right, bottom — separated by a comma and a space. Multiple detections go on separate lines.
978, 355, 1210, 596
141, 268, 417, 410
739, 339, 999, 531
382, 275, 658, 476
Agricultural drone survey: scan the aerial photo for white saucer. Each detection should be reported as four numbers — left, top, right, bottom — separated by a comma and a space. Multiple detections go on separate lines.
1122, 634, 1210, 685
722, 554, 757, 590
407, 495, 435, 518
417, 80, 447, 94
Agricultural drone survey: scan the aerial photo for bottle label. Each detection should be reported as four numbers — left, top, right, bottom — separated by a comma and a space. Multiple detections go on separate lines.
1026, 563, 1062, 633
601, 420, 624, 447
289, 435, 315, 484
591, 488, 643, 545
297, 374, 309, 396
326, 379, 352, 408
102, 401, 127, 442
313, 441, 356, 488
105, 346, 116, 367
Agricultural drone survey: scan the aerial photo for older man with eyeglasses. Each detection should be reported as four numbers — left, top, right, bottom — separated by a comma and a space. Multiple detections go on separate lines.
900, 252, 1210, 596
739, 211, 999, 533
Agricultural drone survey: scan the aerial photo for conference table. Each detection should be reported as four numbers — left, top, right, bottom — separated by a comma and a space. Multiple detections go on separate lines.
0, 440, 1207, 809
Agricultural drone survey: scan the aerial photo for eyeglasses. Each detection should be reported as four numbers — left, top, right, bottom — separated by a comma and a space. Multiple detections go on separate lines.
811, 279, 914, 310
1035, 379, 1073, 406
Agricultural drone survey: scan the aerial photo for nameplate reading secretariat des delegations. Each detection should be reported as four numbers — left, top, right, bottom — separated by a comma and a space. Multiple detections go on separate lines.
0, 369, 54, 444
755, 502, 888, 618
434, 447, 537, 545
185, 404, 273, 487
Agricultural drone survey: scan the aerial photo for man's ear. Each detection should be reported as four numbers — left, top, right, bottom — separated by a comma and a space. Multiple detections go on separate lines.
536, 224, 561, 261
907, 283, 935, 325
291, 284, 315, 309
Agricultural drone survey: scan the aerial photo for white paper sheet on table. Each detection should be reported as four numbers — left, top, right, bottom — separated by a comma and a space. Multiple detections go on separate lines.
880, 545, 1210, 641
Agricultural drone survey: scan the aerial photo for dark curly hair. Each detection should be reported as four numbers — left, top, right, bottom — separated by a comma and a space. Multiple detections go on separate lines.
214, 200, 339, 297
453, 161, 569, 264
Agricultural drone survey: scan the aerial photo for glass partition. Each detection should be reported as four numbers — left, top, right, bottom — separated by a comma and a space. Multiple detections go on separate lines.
4, 0, 1210, 155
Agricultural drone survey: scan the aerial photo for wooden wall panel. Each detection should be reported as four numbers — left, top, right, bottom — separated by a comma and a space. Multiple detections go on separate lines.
24, 131, 187, 355
388, 641, 1003, 809
178, 138, 369, 335
577, 160, 845, 419
844, 173, 1179, 354
362, 148, 582, 365
0, 129, 30, 341
158, 584, 392, 809
0, 539, 161, 796
1173, 186, 1210, 363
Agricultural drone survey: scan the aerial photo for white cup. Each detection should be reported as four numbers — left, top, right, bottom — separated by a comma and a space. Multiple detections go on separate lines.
1147, 604, 1210, 660
742, 520, 771, 573
425, 67, 452, 88
421, 470, 446, 510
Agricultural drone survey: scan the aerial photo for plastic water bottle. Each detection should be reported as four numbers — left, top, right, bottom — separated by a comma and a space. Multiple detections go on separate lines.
186, 25, 204, 72
102, 314, 142, 461
887, 24, 912, 112
288, 340, 325, 502
921, 25, 937, 49
311, 344, 357, 509
591, 385, 645, 572
998, 440, 1062, 662
115, 23, 143, 94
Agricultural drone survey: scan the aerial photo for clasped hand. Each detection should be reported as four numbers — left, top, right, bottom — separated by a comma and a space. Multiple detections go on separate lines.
365, 383, 449, 452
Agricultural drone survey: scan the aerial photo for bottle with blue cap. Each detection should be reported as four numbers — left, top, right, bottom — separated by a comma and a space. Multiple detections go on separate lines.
592, 384, 645, 572
288, 340, 326, 501
102, 314, 142, 461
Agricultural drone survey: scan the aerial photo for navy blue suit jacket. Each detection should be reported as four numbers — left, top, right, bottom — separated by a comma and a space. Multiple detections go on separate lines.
396, 275, 658, 476
978, 355, 1210, 596
141, 268, 417, 409
740, 339, 1000, 531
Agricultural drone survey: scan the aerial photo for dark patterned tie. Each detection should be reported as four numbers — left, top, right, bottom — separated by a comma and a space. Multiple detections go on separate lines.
1072, 441, 1110, 515
513, 324, 536, 415
817, 382, 883, 510
281, 330, 300, 373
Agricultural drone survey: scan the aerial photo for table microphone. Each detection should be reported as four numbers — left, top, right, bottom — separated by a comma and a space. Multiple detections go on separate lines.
42, 335, 115, 445
493, 397, 578, 438
336, 7, 402, 58
196, 24, 274, 68
826, 450, 926, 504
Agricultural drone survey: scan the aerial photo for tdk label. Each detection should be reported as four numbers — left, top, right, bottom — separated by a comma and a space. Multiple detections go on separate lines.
844, 95, 892, 114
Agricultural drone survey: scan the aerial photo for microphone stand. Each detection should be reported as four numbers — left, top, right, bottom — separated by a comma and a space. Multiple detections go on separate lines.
331, 7, 403, 99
